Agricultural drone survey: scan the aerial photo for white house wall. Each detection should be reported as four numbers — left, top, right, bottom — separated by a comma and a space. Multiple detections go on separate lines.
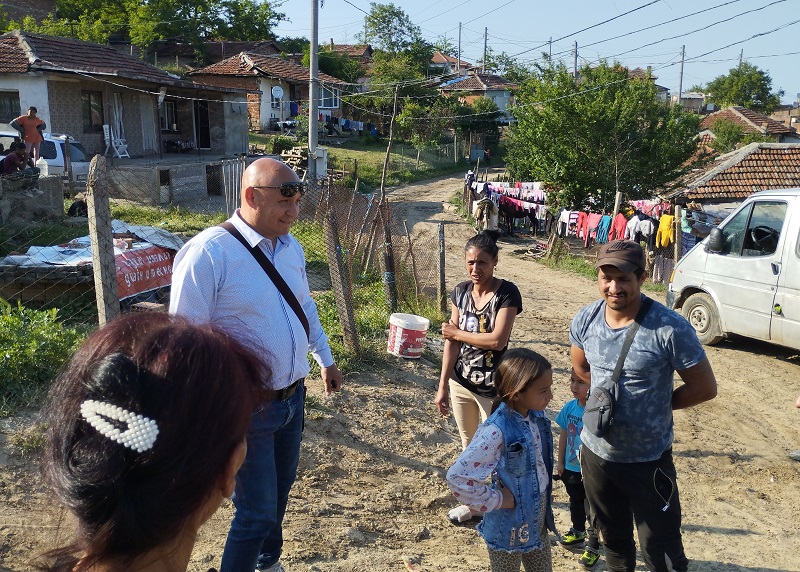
0, 74, 49, 129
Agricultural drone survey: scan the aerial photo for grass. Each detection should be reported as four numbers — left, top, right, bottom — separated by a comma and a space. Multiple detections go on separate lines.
540, 251, 670, 294
7, 422, 47, 458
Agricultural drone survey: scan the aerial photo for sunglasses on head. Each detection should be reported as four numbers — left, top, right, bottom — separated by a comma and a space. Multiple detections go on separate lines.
251, 182, 306, 197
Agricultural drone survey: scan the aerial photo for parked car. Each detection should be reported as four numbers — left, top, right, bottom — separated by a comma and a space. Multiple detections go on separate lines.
0, 130, 91, 181
667, 188, 800, 351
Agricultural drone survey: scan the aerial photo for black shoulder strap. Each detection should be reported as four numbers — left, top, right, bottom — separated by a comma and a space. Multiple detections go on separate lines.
610, 296, 653, 385
219, 221, 310, 341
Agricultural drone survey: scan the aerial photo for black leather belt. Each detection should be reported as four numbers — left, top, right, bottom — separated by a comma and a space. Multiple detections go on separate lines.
265, 378, 304, 401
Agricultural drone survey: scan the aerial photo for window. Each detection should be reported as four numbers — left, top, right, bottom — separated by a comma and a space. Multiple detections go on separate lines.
0, 91, 20, 123
39, 141, 57, 160
271, 91, 281, 109
160, 101, 178, 130
319, 85, 340, 109
81, 91, 104, 132
720, 201, 787, 256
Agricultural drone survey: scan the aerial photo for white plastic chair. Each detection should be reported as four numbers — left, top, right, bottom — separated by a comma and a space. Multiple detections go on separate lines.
103, 124, 129, 158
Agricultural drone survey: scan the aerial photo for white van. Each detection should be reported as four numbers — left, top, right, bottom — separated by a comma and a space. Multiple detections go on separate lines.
0, 130, 91, 181
667, 189, 800, 351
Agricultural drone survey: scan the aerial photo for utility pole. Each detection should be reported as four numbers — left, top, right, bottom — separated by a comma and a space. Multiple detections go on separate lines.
573, 41, 578, 81
549, 36, 552, 62
308, 0, 320, 181
677, 45, 685, 108
739, 49, 743, 67
457, 22, 462, 72
482, 27, 488, 73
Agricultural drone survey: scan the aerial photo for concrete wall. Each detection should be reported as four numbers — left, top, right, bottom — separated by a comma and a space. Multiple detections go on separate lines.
0, 74, 50, 129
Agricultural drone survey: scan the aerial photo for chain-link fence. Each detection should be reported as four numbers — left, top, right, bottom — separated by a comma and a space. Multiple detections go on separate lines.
1, 152, 445, 406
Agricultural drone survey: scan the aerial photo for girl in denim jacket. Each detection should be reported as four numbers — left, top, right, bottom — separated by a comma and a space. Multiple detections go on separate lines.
447, 348, 556, 571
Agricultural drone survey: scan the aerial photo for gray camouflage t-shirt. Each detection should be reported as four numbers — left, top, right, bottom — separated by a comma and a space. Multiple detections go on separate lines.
569, 296, 705, 463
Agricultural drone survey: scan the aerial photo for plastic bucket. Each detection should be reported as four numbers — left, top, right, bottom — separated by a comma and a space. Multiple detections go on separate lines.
387, 313, 430, 359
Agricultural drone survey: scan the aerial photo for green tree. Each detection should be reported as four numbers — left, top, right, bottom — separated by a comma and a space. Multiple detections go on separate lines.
477, 47, 532, 83
433, 35, 456, 57
709, 118, 745, 153
278, 36, 310, 54
303, 47, 364, 84
507, 61, 700, 210
467, 96, 501, 146
702, 62, 783, 114
361, 2, 421, 53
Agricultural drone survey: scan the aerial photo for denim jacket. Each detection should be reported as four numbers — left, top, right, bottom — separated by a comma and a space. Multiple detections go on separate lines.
477, 402, 556, 552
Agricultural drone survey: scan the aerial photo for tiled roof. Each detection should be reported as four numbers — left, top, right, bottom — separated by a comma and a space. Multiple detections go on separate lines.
0, 39, 29, 72
628, 67, 658, 81
670, 143, 800, 200
157, 40, 280, 61
431, 51, 472, 67
327, 44, 373, 58
700, 106, 795, 136
0, 30, 196, 86
188, 52, 346, 85
439, 73, 516, 91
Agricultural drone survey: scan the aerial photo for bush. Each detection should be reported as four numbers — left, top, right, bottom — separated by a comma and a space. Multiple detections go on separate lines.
0, 300, 84, 415
272, 135, 296, 155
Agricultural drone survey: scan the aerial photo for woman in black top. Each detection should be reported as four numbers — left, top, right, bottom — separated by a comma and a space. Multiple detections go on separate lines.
435, 230, 523, 523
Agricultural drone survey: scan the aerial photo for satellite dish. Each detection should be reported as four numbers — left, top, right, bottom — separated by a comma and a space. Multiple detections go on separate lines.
231, 97, 247, 114
271, 85, 284, 99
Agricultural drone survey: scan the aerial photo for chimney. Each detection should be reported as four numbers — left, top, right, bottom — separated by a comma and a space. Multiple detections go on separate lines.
330, 38, 334, 50
646, 65, 652, 77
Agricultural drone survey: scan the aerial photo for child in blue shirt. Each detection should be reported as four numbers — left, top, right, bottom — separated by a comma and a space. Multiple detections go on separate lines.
556, 369, 601, 568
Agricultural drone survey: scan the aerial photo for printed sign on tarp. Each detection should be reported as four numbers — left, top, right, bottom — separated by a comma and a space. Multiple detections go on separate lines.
115, 246, 175, 300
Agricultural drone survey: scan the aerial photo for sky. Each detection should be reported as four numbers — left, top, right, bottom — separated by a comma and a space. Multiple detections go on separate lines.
272, 0, 800, 105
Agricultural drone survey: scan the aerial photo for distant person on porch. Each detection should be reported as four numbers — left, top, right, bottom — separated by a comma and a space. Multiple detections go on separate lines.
11, 106, 46, 161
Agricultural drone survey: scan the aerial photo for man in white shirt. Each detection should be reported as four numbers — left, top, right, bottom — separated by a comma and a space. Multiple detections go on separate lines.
170, 157, 343, 572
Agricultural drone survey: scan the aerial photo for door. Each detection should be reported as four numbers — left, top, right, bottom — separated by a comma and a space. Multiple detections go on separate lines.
771, 197, 800, 350
702, 199, 788, 341
140, 95, 157, 153
193, 99, 211, 149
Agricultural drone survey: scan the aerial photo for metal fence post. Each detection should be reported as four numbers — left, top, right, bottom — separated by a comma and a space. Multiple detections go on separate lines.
86, 155, 119, 325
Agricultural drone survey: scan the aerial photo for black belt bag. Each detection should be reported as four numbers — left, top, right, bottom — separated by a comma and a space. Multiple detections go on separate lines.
584, 297, 653, 438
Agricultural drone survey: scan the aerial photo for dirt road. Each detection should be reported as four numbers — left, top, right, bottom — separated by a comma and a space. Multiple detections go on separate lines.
2, 173, 798, 572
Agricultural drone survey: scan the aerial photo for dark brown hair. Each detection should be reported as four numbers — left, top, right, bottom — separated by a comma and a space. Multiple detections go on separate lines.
465, 229, 501, 259
491, 348, 552, 413
38, 313, 268, 571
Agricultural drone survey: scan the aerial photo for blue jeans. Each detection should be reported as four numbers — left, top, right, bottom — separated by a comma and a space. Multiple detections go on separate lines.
220, 384, 305, 572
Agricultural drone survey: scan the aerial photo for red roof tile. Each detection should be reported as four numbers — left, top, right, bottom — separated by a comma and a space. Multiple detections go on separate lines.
700, 106, 795, 137
439, 73, 516, 92
675, 143, 800, 199
158, 40, 280, 61
431, 51, 472, 67
188, 52, 346, 85
0, 30, 190, 86
327, 44, 373, 58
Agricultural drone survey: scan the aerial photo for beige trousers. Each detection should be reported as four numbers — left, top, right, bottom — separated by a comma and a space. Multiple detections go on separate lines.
449, 379, 494, 450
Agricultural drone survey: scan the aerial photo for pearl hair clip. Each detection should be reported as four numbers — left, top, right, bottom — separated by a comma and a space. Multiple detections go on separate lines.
80, 399, 159, 453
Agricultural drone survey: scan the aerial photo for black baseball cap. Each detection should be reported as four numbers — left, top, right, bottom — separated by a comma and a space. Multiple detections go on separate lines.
595, 240, 646, 273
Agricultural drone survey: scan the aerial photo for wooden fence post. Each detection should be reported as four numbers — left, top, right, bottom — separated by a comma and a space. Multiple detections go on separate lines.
324, 177, 360, 353
86, 155, 120, 325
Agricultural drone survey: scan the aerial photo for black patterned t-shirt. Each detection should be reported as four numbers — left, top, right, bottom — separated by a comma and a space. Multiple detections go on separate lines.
451, 279, 523, 398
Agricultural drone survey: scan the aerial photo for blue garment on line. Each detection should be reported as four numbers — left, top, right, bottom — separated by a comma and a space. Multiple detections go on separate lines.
595, 215, 612, 244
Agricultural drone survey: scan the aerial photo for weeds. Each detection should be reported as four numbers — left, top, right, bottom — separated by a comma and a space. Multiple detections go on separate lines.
7, 422, 47, 457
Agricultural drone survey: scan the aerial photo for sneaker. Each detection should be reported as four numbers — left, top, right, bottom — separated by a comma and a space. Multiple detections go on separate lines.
258, 563, 286, 572
789, 450, 800, 462
579, 548, 600, 568
560, 528, 587, 545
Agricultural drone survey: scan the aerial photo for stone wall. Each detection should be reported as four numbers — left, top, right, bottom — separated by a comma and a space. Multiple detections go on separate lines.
0, 175, 64, 224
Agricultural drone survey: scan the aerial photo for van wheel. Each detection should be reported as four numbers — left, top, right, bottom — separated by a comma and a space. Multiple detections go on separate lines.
682, 293, 724, 345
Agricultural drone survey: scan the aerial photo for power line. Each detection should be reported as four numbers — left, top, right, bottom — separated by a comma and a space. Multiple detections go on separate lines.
507, 0, 662, 59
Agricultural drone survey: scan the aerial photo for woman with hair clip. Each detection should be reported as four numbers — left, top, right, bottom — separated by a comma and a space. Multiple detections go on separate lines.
435, 229, 523, 524
36, 312, 268, 572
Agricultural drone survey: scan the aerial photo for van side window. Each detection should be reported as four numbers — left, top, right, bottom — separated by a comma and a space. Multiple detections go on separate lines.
39, 141, 57, 160
720, 201, 787, 256
742, 202, 787, 257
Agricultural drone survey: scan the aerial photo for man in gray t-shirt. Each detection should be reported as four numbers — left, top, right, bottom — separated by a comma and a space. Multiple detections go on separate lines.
570, 239, 717, 572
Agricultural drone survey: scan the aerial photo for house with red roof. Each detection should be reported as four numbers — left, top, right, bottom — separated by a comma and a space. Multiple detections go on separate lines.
430, 51, 474, 76
665, 142, 800, 214
0, 30, 249, 158
438, 72, 517, 123
700, 106, 800, 143
187, 52, 347, 130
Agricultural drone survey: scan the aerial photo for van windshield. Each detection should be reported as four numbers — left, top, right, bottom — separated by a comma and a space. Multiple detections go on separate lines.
721, 201, 787, 256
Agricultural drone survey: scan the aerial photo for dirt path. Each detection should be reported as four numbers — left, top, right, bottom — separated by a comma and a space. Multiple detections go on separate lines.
1, 174, 799, 572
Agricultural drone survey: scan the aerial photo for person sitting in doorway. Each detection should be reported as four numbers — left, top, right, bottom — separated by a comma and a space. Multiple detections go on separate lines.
2, 142, 40, 188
